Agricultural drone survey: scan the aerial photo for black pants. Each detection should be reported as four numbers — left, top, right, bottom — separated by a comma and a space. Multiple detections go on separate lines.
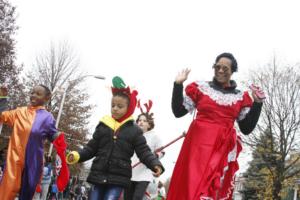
124, 181, 150, 200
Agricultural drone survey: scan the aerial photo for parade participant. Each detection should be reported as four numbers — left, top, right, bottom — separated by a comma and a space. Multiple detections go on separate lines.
124, 100, 165, 200
67, 77, 164, 200
157, 181, 166, 200
0, 84, 69, 200
167, 53, 264, 199
40, 155, 53, 200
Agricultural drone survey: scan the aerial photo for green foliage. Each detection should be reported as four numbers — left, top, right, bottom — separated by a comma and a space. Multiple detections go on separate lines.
0, 0, 26, 141
242, 128, 276, 199
0, 0, 26, 108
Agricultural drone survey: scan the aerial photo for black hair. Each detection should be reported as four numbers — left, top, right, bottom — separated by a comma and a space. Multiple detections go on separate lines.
38, 84, 51, 97
136, 112, 155, 131
113, 91, 130, 105
215, 52, 238, 73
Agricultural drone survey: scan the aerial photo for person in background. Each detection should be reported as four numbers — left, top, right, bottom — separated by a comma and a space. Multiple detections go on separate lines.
63, 179, 71, 199
157, 181, 166, 200
49, 180, 58, 200
33, 155, 52, 200
124, 100, 165, 200
33, 184, 42, 200
74, 182, 83, 200
40, 155, 53, 200
81, 183, 87, 199
167, 53, 264, 199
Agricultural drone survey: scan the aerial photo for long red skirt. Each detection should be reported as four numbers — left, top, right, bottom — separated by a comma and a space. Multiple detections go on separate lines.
166, 120, 242, 200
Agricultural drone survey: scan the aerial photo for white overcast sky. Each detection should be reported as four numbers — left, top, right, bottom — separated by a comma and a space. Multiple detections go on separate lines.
9, 0, 300, 181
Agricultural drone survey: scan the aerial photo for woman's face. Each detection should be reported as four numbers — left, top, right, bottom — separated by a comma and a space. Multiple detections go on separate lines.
214, 57, 233, 86
111, 96, 129, 120
137, 115, 150, 133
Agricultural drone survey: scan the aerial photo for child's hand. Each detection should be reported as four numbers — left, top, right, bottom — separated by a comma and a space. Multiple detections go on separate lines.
153, 165, 163, 177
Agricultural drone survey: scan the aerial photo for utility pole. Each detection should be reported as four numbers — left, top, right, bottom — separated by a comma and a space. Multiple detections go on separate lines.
293, 179, 300, 200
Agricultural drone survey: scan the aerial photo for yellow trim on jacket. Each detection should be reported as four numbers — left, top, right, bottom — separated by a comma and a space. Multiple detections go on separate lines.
100, 115, 134, 131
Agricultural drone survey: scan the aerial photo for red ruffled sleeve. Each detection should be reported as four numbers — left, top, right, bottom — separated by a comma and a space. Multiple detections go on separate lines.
185, 82, 202, 105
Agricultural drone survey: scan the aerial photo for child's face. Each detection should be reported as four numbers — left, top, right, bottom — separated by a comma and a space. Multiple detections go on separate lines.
111, 95, 129, 120
137, 115, 150, 133
30, 86, 50, 106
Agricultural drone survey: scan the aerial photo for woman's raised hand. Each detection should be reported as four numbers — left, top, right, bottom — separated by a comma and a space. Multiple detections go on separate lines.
249, 84, 265, 103
175, 68, 191, 84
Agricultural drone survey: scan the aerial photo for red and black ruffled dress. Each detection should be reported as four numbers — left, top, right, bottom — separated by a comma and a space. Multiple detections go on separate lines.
167, 79, 262, 200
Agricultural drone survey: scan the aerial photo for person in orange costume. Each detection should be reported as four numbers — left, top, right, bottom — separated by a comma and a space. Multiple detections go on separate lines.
0, 85, 69, 200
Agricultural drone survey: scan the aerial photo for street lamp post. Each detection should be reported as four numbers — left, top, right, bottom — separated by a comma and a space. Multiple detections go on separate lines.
51, 75, 105, 96
48, 75, 105, 156
293, 179, 300, 200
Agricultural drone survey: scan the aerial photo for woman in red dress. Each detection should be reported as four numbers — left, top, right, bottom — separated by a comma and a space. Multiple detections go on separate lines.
167, 53, 264, 200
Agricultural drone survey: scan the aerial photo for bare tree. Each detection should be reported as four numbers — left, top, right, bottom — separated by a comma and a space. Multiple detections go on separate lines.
28, 41, 80, 92
243, 57, 300, 200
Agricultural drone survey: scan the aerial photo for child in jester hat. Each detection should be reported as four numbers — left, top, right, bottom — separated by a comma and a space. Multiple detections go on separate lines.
0, 84, 69, 200
67, 76, 164, 200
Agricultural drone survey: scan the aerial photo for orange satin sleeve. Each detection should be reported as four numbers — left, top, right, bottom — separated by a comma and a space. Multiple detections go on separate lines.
0, 107, 36, 200
0, 108, 18, 127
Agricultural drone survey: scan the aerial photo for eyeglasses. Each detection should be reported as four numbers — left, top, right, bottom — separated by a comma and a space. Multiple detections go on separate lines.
213, 64, 230, 73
